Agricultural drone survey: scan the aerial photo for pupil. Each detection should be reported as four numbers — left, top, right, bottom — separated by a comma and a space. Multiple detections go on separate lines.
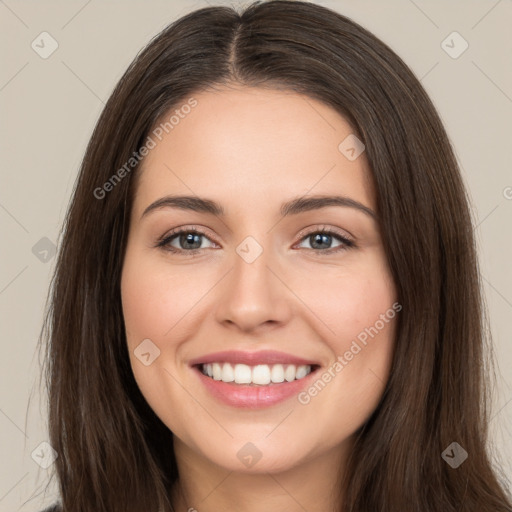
312, 233, 331, 249
182, 233, 201, 249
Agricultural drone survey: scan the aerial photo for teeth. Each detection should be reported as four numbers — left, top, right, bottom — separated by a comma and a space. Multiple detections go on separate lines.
270, 364, 284, 383
234, 364, 252, 384
284, 365, 296, 382
201, 363, 312, 385
295, 365, 309, 379
252, 365, 271, 385
212, 363, 222, 381
221, 362, 234, 382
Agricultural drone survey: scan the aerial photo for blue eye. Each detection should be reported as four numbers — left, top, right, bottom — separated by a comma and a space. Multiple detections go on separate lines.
156, 228, 215, 255
156, 226, 355, 256
296, 230, 355, 253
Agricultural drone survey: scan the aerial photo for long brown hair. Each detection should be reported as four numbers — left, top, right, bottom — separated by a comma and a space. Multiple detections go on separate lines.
39, 1, 512, 510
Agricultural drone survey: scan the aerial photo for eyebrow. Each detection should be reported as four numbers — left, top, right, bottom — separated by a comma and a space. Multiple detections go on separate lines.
140, 194, 376, 220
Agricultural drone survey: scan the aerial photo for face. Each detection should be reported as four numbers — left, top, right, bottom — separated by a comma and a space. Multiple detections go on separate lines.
121, 85, 398, 474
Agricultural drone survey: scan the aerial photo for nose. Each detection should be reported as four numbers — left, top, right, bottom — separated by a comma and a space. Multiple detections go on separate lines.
215, 240, 293, 334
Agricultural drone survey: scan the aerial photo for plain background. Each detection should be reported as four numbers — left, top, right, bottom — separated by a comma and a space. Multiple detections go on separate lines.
0, 0, 511, 510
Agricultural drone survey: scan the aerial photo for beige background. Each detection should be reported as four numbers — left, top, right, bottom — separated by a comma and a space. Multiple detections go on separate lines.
1, 0, 511, 510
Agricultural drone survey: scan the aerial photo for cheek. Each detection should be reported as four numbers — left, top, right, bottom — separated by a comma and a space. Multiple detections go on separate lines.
120, 249, 196, 427
295, 253, 397, 353
121, 273, 174, 343
293, 253, 397, 414
121, 250, 202, 345
333, 276, 396, 356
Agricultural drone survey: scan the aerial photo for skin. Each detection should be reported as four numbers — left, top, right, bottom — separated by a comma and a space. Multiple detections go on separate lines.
120, 85, 398, 512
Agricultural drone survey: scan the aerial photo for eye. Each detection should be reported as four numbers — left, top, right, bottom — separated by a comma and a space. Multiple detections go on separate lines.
155, 226, 217, 255
155, 225, 355, 256
295, 226, 355, 255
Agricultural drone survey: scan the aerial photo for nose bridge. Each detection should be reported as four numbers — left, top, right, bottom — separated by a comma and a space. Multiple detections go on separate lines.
232, 233, 276, 302
235, 235, 271, 288
215, 232, 290, 331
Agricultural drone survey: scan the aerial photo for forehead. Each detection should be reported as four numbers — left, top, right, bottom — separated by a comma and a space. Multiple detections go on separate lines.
133, 86, 375, 218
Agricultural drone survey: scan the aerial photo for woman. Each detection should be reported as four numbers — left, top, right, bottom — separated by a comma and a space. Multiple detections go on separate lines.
39, 1, 512, 510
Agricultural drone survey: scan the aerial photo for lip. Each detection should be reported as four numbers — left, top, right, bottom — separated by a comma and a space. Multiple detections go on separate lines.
189, 350, 319, 367
189, 351, 321, 409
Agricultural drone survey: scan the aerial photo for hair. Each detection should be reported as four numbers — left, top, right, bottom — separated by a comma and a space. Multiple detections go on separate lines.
38, 1, 512, 511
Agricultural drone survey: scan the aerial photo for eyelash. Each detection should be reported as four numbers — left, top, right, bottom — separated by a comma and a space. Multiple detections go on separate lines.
155, 225, 356, 257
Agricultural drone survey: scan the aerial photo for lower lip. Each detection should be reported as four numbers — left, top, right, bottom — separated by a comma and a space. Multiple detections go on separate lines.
193, 366, 318, 409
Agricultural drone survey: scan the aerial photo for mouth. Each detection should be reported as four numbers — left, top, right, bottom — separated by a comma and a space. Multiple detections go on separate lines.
189, 351, 321, 408
197, 362, 318, 385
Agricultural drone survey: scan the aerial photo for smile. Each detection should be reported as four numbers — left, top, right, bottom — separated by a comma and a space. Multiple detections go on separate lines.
189, 350, 321, 408
201, 362, 313, 385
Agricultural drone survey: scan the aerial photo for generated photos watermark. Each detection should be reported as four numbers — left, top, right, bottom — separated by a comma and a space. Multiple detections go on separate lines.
297, 301, 402, 405
93, 97, 198, 200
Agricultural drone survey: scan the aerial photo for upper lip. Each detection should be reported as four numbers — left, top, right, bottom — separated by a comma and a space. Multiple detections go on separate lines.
189, 350, 320, 367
